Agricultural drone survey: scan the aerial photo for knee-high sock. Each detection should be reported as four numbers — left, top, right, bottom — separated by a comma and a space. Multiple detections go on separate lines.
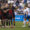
13, 19, 15, 26
24, 20, 26, 26
29, 22, 30, 26
11, 19, 12, 24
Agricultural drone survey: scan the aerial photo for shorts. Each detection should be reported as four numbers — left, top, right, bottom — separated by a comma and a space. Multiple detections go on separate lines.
2, 16, 7, 19
0, 15, 2, 19
27, 16, 30, 19
13, 13, 15, 18
24, 14, 27, 19
13, 14, 15, 17
7, 15, 12, 19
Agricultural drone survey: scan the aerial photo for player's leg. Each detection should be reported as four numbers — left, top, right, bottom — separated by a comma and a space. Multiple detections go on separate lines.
1, 16, 5, 26
6, 19, 8, 26
1, 19, 3, 26
23, 14, 26, 27
13, 14, 15, 26
6, 16, 10, 26
10, 15, 13, 26
23, 18, 26, 27
2, 19, 5, 27
13, 17, 15, 26
8, 18, 10, 26
0, 17, 1, 26
0, 16, 2, 26
28, 16, 30, 27
11, 17, 12, 25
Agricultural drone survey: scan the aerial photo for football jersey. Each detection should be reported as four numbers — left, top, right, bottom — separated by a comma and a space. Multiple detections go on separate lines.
8, 9, 12, 15
27, 8, 30, 16
0, 10, 2, 15
24, 8, 30, 16
23, 8, 27, 14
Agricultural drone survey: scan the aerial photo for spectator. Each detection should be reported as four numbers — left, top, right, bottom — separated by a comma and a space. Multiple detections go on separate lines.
16, 0, 19, 6
24, 0, 27, 4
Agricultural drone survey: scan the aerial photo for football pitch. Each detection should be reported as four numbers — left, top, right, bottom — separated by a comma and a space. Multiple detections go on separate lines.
0, 22, 30, 30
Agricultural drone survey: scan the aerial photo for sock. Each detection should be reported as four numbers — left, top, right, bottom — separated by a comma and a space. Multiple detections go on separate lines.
0, 19, 1, 25
11, 20, 12, 24
29, 22, 30, 26
24, 21, 26, 26
13, 19, 15, 26
9, 21, 10, 26
11, 22, 12, 24
14, 24, 15, 26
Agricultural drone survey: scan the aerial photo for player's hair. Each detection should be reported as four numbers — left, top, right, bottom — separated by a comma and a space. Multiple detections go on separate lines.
3, 8, 7, 10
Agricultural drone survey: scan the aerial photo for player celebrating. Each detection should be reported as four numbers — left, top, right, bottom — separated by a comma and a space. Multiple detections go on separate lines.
8, 4, 15, 26
27, 4, 30, 27
2, 8, 8, 27
7, 8, 12, 26
24, 3, 30, 27
23, 4, 28, 27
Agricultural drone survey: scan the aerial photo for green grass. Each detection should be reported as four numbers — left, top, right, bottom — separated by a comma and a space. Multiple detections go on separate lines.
0, 21, 30, 30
